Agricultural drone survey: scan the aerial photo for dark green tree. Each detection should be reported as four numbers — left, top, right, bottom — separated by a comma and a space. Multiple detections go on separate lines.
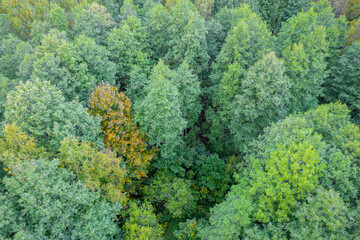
326, 41, 360, 123
148, 0, 209, 75
172, 62, 202, 128
136, 60, 186, 161
229, 52, 290, 152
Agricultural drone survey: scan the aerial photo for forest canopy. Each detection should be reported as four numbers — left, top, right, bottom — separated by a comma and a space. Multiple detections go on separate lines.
0, 0, 360, 239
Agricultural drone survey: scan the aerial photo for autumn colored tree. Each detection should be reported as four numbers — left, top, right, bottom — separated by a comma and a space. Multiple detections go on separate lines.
89, 83, 155, 194
347, 19, 360, 44
195, 0, 214, 20
0, 123, 43, 170
59, 136, 127, 204
1, 0, 86, 37
346, 0, 360, 22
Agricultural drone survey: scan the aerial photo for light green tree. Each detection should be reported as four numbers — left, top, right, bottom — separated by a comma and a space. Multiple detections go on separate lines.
123, 201, 164, 240
19, 29, 116, 104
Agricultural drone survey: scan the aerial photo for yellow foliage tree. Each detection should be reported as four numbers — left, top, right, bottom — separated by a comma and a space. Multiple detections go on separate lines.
1, 0, 87, 37
89, 84, 155, 194
0, 123, 43, 170
346, 0, 360, 22
59, 136, 127, 204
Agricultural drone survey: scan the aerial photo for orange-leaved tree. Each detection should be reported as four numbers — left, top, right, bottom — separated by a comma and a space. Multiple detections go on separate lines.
89, 84, 155, 194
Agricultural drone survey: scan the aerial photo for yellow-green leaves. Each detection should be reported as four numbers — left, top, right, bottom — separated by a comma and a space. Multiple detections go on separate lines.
251, 141, 325, 222
59, 136, 127, 204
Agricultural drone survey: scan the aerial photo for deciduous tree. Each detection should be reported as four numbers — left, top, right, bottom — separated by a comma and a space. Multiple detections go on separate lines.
136, 60, 186, 161
89, 83, 155, 193
4, 79, 102, 150
0, 159, 121, 239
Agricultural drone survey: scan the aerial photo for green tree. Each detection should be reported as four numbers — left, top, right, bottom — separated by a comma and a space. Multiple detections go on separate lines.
250, 141, 326, 223
0, 159, 121, 239
282, 27, 328, 113
0, 75, 16, 121
326, 41, 360, 123
203, 102, 359, 238
211, 4, 274, 104
148, 0, 209, 75
200, 185, 253, 240
186, 146, 233, 204
124, 201, 164, 240
108, 15, 150, 89
174, 218, 205, 240
4, 79, 102, 150
229, 52, 290, 152
71, 2, 116, 45
59, 136, 127, 204
18, 29, 115, 104
144, 170, 196, 219
287, 188, 352, 239
257, 0, 310, 33
136, 60, 186, 161
278, 0, 348, 68
206, 4, 274, 155
0, 14, 11, 40
0, 34, 32, 80
172, 62, 202, 128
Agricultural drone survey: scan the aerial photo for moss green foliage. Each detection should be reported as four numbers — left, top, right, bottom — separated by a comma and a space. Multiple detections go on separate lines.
59, 136, 127, 204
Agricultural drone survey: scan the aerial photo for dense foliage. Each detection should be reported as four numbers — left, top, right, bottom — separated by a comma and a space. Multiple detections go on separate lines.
0, 0, 359, 238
